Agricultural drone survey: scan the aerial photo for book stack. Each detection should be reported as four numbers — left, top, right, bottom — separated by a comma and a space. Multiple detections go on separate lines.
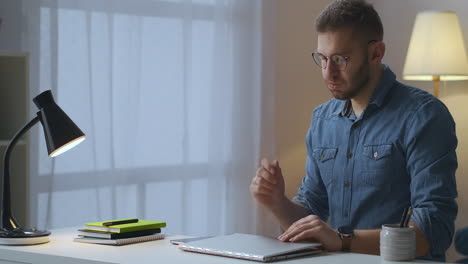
74, 218, 167, 246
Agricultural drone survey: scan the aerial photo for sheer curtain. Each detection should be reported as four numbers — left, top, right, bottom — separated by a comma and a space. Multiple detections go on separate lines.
20, 0, 276, 237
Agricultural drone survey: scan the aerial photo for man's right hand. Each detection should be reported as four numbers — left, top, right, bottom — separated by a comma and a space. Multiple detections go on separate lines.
250, 158, 286, 211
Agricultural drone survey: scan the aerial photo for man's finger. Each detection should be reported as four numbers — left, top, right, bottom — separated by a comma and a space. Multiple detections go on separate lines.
255, 166, 264, 178
251, 175, 258, 185
272, 160, 280, 168
261, 158, 270, 170
250, 181, 273, 197
257, 175, 275, 189
279, 222, 314, 242
289, 227, 321, 242
279, 223, 303, 241
261, 158, 276, 174
288, 215, 319, 231
255, 167, 274, 184
259, 167, 277, 184
256, 184, 275, 194
279, 216, 320, 241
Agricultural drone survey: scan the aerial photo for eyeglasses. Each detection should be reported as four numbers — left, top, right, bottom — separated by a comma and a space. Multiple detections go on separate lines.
312, 40, 378, 71
312, 53, 349, 71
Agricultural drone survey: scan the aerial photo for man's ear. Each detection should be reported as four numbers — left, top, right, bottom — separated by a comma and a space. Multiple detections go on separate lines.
370, 41, 385, 63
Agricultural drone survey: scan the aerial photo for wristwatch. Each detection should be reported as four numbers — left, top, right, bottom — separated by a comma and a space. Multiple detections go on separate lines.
337, 225, 354, 252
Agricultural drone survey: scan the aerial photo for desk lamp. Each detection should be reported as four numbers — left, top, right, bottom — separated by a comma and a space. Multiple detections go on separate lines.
403, 11, 468, 98
0, 90, 85, 245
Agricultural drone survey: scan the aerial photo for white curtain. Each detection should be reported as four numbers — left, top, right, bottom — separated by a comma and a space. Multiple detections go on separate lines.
20, 0, 276, 237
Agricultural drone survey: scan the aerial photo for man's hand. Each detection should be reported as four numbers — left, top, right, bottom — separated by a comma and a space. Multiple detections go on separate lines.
278, 215, 342, 252
250, 158, 286, 212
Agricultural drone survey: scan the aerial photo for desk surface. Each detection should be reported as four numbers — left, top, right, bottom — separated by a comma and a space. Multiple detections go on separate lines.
0, 227, 438, 264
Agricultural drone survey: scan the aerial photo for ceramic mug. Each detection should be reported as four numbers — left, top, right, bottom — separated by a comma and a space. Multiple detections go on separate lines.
380, 224, 416, 261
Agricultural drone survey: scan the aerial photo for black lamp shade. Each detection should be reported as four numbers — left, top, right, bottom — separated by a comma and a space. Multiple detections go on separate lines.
33, 90, 85, 157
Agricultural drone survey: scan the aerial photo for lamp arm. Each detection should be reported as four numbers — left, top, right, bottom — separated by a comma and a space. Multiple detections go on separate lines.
2, 115, 40, 230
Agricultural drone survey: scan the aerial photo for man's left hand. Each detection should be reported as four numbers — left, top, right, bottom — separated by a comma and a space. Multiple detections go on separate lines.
278, 215, 342, 252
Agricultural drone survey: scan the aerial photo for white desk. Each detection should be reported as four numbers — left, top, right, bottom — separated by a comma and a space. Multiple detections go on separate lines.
0, 228, 438, 264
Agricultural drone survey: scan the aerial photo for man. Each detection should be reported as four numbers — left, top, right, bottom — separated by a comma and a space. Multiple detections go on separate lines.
250, 0, 457, 261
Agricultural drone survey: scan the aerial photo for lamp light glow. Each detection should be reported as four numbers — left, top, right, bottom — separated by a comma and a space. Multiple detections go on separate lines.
49, 135, 86, 157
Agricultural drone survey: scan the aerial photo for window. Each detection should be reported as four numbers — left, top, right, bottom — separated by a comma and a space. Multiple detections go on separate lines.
26, 0, 262, 235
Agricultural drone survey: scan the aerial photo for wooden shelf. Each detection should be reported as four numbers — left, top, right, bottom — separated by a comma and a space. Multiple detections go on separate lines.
0, 53, 29, 226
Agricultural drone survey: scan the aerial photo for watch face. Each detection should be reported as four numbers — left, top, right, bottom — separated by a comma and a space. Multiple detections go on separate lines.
338, 225, 354, 236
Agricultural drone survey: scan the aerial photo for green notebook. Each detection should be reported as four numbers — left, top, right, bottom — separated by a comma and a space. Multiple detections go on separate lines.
84, 219, 166, 233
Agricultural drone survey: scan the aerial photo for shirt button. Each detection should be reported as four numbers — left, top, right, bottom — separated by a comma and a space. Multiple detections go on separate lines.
343, 212, 349, 217
344, 182, 350, 188
347, 152, 353, 159
374, 152, 379, 158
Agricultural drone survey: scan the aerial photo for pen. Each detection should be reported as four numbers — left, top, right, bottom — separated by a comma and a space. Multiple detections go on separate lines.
399, 207, 409, 228
403, 207, 412, 228
102, 218, 138, 227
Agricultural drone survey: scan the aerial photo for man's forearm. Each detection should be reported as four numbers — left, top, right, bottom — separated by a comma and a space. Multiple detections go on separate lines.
409, 222, 430, 257
350, 229, 381, 255
270, 197, 310, 230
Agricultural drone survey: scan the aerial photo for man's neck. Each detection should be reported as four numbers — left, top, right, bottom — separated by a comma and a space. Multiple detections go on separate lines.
350, 65, 383, 117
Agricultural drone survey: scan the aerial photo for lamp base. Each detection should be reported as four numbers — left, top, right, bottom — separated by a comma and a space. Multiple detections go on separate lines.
0, 227, 50, 245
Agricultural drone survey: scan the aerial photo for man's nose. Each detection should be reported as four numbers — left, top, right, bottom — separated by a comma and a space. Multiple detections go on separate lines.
323, 61, 339, 79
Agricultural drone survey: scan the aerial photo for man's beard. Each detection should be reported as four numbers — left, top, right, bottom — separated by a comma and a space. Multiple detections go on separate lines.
331, 60, 371, 100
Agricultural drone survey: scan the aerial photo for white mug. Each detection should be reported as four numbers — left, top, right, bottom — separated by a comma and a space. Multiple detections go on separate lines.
380, 224, 416, 261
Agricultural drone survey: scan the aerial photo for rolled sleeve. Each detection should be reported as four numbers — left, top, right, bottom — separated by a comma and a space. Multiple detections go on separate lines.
405, 100, 458, 261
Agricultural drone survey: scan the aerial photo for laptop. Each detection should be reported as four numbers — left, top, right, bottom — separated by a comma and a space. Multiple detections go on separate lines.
178, 233, 321, 262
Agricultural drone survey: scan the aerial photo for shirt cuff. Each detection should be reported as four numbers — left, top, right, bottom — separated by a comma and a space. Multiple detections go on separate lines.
411, 207, 452, 262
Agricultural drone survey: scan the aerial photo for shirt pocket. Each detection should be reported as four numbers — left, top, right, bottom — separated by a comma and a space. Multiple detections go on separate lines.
313, 147, 338, 187
362, 144, 393, 169
361, 144, 394, 188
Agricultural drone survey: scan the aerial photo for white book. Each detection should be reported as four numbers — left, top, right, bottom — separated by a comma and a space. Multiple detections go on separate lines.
178, 233, 321, 262
74, 233, 165, 246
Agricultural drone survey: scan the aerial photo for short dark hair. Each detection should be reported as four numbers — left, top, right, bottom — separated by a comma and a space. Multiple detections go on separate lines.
315, 0, 383, 41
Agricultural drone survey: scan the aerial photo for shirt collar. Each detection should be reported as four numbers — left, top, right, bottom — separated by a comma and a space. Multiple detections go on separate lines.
338, 64, 396, 117
368, 64, 396, 108
339, 100, 352, 118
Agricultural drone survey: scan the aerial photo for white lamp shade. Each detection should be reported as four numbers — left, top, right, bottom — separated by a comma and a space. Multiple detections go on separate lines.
403, 11, 468, 81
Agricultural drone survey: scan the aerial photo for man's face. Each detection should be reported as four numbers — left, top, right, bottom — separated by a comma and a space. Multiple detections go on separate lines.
316, 28, 371, 100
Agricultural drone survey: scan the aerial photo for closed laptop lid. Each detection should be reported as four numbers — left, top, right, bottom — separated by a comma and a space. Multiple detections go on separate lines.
180, 233, 320, 260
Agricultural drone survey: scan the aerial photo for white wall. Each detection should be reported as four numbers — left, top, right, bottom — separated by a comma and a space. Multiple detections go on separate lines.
0, 0, 23, 52
273, 0, 332, 199
273, 0, 468, 262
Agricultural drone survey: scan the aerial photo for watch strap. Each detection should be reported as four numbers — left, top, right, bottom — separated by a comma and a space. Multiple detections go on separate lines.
337, 226, 354, 252
341, 235, 352, 252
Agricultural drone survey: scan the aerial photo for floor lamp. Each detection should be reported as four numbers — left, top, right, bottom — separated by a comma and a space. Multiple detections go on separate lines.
403, 11, 468, 98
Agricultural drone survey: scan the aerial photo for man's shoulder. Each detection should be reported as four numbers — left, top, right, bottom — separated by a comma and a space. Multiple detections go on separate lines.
392, 81, 448, 114
312, 98, 343, 119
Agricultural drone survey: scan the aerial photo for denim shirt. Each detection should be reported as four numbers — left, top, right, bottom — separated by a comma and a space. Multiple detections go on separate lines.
293, 65, 458, 261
